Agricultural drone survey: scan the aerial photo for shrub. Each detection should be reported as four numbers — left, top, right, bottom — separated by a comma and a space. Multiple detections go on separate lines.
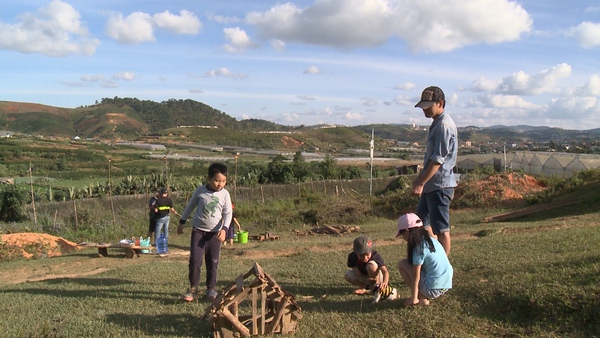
0, 185, 27, 222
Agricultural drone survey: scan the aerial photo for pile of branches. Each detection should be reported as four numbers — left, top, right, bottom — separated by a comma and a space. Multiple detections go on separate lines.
294, 224, 360, 236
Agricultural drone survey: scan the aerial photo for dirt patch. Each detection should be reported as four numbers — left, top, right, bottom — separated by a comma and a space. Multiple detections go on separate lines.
0, 233, 80, 260
280, 136, 305, 148
454, 172, 546, 207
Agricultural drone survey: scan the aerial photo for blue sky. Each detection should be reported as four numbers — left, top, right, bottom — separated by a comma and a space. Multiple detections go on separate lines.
1, 0, 599, 130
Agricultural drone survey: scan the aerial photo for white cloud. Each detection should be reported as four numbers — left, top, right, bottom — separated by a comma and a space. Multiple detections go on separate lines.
303, 65, 321, 74
106, 12, 155, 44
469, 76, 500, 92
447, 92, 459, 107
401, 0, 532, 53
101, 80, 119, 88
106, 9, 201, 44
223, 27, 257, 52
392, 95, 413, 106
282, 112, 300, 122
298, 95, 316, 101
0, 0, 99, 57
246, 0, 532, 52
271, 39, 285, 50
478, 94, 539, 109
80, 75, 104, 82
393, 82, 416, 90
361, 97, 378, 106
567, 21, 600, 48
153, 10, 202, 34
60, 80, 92, 88
344, 111, 363, 120
203, 67, 247, 79
207, 13, 241, 25
113, 71, 135, 81
546, 96, 599, 119
496, 63, 572, 95
580, 74, 600, 96
189, 89, 204, 93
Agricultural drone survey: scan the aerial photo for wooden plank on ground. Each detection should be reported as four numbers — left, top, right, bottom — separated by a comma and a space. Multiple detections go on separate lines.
482, 199, 578, 223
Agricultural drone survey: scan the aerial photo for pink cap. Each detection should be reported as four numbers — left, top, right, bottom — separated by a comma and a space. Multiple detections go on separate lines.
396, 213, 423, 236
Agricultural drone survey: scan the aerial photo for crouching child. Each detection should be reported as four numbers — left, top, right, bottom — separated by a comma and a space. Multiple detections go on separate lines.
344, 235, 397, 303
396, 213, 453, 306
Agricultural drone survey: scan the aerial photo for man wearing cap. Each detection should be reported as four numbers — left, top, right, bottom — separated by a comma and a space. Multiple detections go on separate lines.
413, 86, 457, 255
344, 236, 394, 298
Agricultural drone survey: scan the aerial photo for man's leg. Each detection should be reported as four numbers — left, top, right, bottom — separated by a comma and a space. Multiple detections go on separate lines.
437, 232, 451, 256
427, 188, 454, 256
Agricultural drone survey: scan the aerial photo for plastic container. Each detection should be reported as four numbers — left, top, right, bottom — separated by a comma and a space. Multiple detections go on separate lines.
237, 231, 248, 244
140, 237, 150, 253
156, 234, 168, 254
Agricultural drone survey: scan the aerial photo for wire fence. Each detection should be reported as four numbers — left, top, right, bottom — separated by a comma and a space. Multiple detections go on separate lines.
230, 177, 395, 203
26, 176, 399, 229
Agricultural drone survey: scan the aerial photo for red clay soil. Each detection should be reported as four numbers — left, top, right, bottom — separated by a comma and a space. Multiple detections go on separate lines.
454, 172, 546, 207
0, 233, 80, 260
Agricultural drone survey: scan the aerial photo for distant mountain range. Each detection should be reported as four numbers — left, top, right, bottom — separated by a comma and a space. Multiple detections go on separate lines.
0, 98, 598, 148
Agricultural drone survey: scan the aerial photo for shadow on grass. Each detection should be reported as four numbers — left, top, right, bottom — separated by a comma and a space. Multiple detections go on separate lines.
105, 312, 212, 337
167, 243, 190, 251
455, 286, 600, 336
3, 277, 186, 303
275, 282, 404, 314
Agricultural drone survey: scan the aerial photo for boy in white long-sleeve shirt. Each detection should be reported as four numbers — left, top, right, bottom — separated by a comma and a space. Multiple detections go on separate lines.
178, 163, 232, 302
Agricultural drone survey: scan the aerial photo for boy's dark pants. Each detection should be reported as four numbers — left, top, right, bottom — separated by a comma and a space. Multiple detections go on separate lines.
189, 228, 221, 290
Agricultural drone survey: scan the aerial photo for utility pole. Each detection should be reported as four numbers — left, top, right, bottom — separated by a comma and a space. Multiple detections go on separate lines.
234, 153, 239, 201
369, 129, 374, 196
108, 158, 116, 224
28, 161, 37, 226
503, 145, 507, 172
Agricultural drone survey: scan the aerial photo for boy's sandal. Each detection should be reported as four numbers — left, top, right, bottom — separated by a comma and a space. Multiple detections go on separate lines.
353, 289, 369, 295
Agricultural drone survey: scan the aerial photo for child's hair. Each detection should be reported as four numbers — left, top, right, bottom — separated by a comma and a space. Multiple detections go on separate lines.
406, 227, 435, 265
208, 163, 228, 178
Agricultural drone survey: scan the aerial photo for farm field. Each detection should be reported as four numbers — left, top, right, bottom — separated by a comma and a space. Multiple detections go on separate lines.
1, 200, 599, 337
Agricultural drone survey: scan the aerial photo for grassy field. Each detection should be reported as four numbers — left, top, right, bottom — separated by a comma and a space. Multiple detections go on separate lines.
1, 203, 599, 337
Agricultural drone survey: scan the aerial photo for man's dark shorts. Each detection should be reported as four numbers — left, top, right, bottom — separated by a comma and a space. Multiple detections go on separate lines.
416, 188, 454, 235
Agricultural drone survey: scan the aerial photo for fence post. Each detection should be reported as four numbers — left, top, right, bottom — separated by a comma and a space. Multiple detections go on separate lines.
260, 186, 265, 204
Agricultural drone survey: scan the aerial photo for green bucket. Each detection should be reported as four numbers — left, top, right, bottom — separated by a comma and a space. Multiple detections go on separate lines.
237, 231, 248, 244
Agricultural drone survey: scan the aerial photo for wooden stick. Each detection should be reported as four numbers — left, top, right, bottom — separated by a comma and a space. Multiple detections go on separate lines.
220, 308, 251, 337
267, 297, 290, 334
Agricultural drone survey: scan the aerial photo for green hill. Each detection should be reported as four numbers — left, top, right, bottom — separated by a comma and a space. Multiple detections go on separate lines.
1, 98, 598, 154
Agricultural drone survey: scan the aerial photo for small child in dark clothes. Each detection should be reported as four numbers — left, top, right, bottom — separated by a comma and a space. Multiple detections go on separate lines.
344, 236, 396, 302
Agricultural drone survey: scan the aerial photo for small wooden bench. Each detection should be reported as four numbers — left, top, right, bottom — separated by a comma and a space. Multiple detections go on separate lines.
78, 242, 153, 258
